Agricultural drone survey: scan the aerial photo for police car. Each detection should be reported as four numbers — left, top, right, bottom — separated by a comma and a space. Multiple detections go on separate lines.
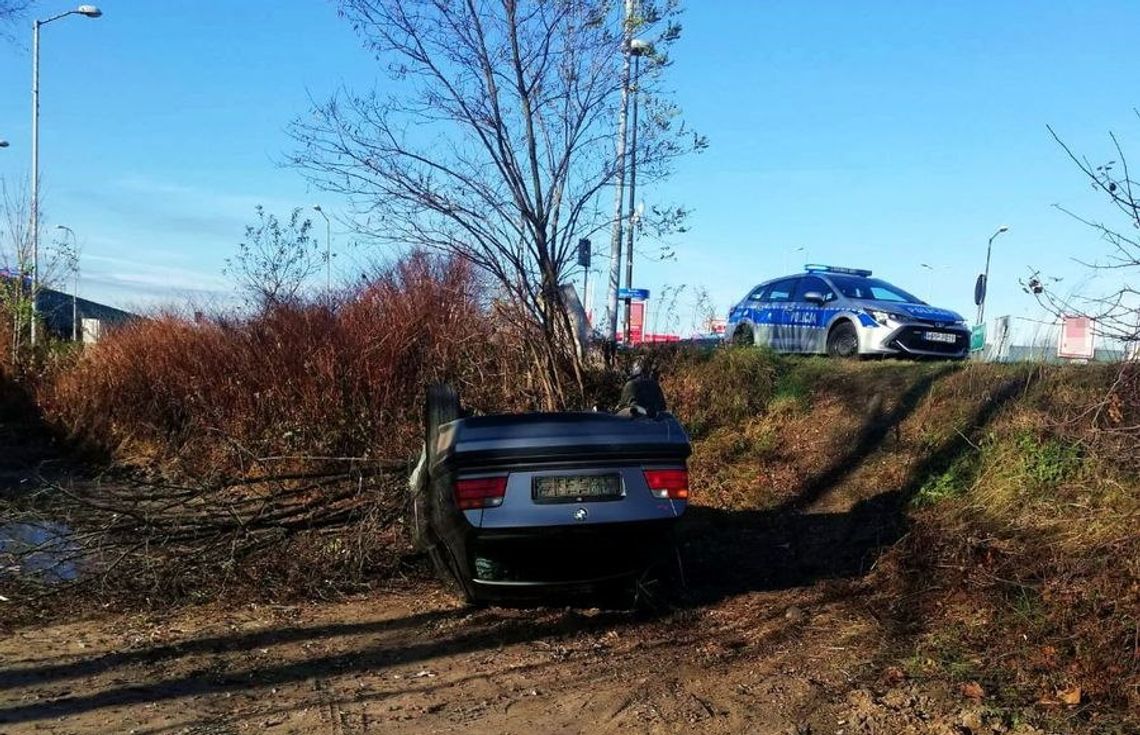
726, 265, 970, 359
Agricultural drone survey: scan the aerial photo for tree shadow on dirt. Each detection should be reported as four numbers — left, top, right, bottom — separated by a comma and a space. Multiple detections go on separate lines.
0, 604, 636, 725
0, 369, 1035, 727
680, 369, 1031, 606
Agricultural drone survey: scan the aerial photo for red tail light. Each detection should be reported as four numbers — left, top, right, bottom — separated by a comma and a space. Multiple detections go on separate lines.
643, 468, 689, 500
455, 476, 508, 510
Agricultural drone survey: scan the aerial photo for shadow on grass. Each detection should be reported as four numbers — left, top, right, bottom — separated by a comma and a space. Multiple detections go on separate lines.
681, 369, 1031, 605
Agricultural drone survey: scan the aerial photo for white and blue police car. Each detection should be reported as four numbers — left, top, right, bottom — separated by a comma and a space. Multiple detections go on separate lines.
725, 265, 970, 359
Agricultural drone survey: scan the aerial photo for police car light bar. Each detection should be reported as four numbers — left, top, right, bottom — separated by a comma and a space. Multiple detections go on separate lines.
804, 264, 872, 277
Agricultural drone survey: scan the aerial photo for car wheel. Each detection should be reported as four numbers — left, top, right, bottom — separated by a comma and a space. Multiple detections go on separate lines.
732, 324, 755, 347
826, 321, 860, 358
424, 382, 461, 462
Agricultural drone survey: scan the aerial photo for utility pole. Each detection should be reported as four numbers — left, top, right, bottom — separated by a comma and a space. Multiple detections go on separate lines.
605, 0, 635, 343
56, 225, 78, 341
622, 39, 650, 343
313, 205, 332, 291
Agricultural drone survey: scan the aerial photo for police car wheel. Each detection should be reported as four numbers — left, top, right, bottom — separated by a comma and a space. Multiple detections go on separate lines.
732, 324, 754, 347
827, 322, 859, 358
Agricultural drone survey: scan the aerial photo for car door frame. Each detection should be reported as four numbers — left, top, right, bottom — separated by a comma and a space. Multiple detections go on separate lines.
787, 275, 835, 353
761, 277, 800, 351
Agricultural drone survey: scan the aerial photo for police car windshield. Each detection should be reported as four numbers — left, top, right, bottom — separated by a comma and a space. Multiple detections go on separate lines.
827, 275, 924, 304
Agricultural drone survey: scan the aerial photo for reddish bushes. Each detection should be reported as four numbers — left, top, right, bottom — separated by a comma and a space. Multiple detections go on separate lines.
45, 252, 527, 475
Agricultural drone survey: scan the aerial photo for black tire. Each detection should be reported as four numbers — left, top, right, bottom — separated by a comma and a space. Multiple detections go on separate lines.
826, 321, 860, 358
732, 324, 755, 347
424, 382, 461, 462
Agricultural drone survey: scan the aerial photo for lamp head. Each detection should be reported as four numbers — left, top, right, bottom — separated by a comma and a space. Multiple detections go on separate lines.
629, 38, 654, 56
76, 5, 102, 17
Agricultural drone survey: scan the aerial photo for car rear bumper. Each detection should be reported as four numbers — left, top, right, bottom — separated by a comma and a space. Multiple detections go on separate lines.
464, 519, 677, 588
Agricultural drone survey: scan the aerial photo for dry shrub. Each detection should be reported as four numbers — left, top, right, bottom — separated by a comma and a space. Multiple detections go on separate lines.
13, 253, 542, 608
44, 252, 527, 475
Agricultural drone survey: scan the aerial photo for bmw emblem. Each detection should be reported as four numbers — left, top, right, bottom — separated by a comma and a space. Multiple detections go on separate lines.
573, 507, 589, 522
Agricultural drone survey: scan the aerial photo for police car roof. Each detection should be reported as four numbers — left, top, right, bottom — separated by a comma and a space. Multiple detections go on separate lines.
804, 264, 872, 277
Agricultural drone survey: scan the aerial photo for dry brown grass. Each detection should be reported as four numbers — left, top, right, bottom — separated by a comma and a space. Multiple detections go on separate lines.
41, 252, 533, 477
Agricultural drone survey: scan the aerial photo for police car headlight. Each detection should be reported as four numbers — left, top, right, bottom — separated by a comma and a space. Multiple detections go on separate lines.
866, 309, 908, 326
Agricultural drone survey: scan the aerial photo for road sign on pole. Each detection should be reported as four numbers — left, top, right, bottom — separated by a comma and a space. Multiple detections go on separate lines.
969, 323, 986, 353
617, 287, 650, 301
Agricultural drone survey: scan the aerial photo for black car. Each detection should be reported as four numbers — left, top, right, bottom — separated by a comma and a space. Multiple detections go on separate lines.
408, 383, 691, 606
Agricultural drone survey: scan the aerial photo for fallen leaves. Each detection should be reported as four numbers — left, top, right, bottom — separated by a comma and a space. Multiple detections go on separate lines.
959, 681, 985, 700
1038, 685, 1082, 707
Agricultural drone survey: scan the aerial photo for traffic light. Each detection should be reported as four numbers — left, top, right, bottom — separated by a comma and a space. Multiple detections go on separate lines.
577, 238, 591, 268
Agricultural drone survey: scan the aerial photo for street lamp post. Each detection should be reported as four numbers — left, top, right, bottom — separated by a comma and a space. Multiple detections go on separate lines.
976, 225, 1009, 326
312, 205, 331, 291
605, 0, 635, 344
920, 262, 942, 296
30, 4, 102, 347
55, 225, 78, 341
621, 38, 653, 344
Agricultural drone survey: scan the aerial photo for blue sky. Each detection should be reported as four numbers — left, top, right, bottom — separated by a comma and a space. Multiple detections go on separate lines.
1, 1, 1138, 340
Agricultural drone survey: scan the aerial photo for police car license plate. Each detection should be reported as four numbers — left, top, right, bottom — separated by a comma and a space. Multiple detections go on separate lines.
924, 331, 957, 344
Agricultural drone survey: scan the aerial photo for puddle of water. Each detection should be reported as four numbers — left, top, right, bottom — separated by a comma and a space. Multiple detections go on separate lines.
0, 520, 82, 583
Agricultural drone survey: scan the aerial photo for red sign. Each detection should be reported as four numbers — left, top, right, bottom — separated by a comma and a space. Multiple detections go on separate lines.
630, 302, 645, 345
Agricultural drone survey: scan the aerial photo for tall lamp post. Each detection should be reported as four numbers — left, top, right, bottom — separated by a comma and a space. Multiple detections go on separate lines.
312, 205, 331, 291
605, 0, 635, 344
30, 4, 103, 347
975, 225, 1009, 326
621, 38, 653, 344
920, 262, 943, 296
56, 225, 79, 341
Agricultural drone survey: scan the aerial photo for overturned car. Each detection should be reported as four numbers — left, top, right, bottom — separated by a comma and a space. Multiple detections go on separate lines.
409, 380, 691, 606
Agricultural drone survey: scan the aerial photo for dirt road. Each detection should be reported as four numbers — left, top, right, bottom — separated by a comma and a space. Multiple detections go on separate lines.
1, 582, 980, 735
1, 504, 1054, 735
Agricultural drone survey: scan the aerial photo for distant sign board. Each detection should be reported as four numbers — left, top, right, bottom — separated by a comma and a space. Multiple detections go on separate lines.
1058, 315, 1095, 359
969, 324, 986, 353
630, 301, 645, 344
618, 288, 650, 301
992, 315, 1011, 361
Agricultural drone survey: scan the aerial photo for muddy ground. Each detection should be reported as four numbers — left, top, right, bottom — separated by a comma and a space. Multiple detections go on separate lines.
1, 483, 1070, 735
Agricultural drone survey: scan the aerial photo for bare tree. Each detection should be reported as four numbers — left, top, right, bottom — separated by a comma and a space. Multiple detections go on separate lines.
0, 0, 34, 44
1, 175, 70, 362
1036, 118, 1140, 350
225, 206, 321, 308
289, 0, 703, 407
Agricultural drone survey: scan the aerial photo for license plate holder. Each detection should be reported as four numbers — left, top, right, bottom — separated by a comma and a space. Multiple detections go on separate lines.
532, 474, 622, 503
924, 331, 957, 344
